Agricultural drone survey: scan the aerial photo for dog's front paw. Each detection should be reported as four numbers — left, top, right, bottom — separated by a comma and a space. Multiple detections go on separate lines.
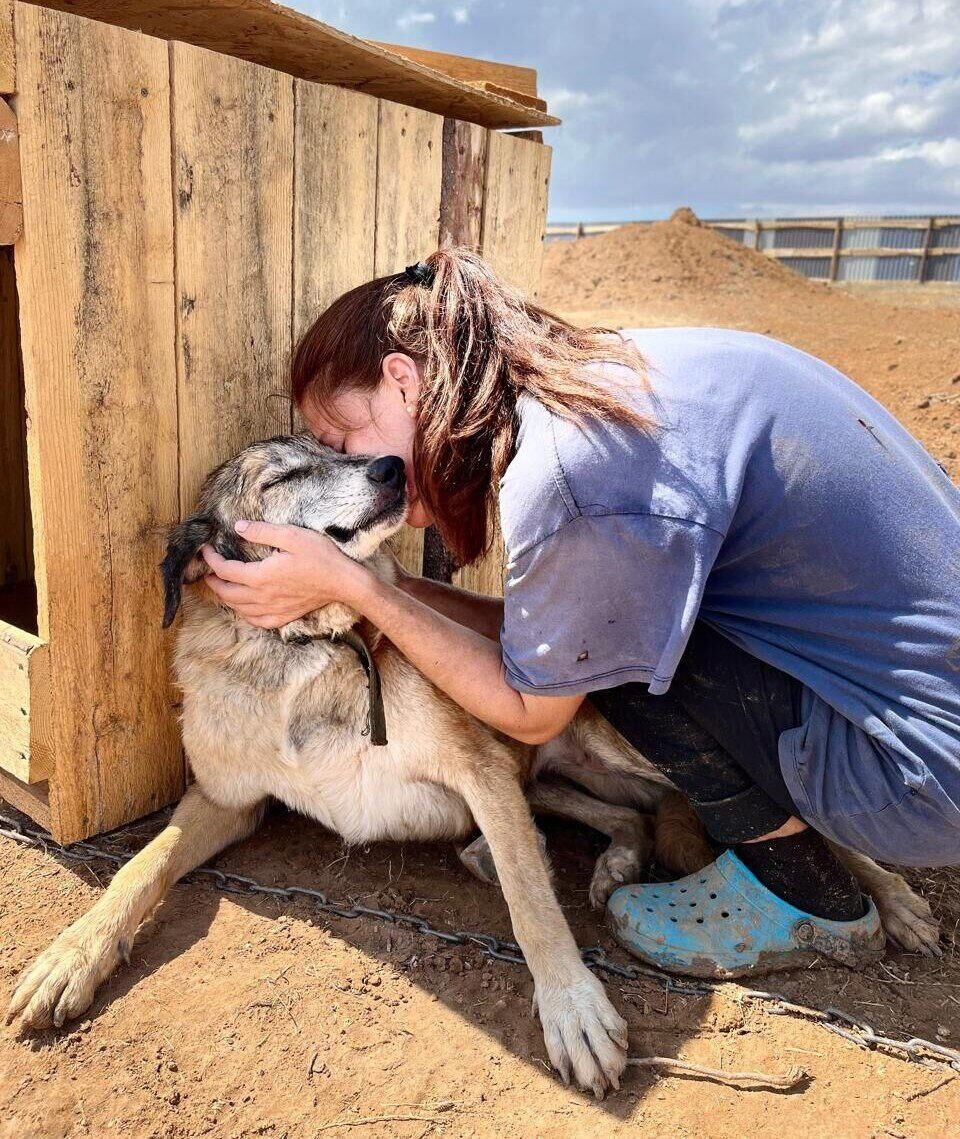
6, 917, 128, 1030
876, 878, 942, 957
533, 971, 628, 1097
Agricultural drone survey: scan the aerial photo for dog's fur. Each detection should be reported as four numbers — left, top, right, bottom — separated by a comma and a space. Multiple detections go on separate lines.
7, 434, 940, 1096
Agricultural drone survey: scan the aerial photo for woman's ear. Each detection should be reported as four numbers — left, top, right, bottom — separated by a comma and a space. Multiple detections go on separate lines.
380, 352, 421, 412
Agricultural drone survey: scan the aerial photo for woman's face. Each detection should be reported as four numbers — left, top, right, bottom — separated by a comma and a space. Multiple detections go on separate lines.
299, 352, 433, 528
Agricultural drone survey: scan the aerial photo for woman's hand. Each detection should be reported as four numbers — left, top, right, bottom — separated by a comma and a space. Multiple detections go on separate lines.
201, 520, 370, 629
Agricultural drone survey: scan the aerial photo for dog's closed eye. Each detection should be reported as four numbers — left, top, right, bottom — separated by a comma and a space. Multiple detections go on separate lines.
263, 466, 314, 490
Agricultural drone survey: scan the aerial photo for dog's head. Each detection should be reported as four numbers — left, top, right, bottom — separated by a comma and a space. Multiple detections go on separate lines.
161, 432, 408, 631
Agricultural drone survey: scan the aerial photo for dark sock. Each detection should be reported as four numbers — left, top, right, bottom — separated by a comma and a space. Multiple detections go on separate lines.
735, 829, 866, 921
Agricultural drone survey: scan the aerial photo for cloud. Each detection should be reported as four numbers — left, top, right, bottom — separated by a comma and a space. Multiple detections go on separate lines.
291, 0, 960, 219
396, 10, 436, 31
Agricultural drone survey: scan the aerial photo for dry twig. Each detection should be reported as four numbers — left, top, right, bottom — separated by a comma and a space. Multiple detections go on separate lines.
627, 1056, 808, 1090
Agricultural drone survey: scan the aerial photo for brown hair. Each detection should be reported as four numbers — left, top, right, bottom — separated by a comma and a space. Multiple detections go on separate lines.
291, 246, 650, 567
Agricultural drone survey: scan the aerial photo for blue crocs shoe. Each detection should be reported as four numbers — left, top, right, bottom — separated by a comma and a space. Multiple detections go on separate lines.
607, 850, 885, 979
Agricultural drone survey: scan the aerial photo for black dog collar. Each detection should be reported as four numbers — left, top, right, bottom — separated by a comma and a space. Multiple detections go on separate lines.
281, 626, 388, 747
333, 629, 388, 747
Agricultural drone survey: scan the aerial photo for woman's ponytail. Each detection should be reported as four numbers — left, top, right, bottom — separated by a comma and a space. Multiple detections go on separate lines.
292, 246, 650, 567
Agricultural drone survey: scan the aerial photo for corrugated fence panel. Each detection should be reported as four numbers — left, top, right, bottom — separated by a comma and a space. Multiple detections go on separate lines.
761, 227, 834, 251
779, 257, 832, 279
713, 226, 748, 245
841, 227, 925, 250
837, 255, 921, 282
933, 225, 960, 248
926, 254, 960, 283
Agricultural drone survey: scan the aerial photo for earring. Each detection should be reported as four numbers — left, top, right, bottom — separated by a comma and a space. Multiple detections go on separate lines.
405, 403, 415, 416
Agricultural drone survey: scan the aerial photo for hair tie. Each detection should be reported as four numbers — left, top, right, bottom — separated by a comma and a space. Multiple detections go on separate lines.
404, 260, 435, 287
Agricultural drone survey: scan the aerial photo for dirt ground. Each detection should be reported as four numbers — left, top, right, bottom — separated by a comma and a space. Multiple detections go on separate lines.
3, 211, 960, 1139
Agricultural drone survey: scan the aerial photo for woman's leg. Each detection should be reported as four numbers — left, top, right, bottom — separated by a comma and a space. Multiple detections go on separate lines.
590, 623, 864, 921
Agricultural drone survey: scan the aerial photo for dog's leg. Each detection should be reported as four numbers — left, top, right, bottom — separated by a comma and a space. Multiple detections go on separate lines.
455, 768, 628, 1097
654, 791, 714, 876
829, 843, 941, 956
459, 827, 548, 886
526, 779, 654, 910
7, 785, 264, 1030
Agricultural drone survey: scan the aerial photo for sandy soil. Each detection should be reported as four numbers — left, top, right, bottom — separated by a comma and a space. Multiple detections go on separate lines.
3, 211, 960, 1138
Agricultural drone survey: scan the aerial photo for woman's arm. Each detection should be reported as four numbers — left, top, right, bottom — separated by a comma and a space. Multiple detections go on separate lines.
200, 521, 582, 745
392, 560, 504, 642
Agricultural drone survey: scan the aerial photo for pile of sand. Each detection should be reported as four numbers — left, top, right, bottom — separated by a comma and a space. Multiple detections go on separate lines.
541, 206, 818, 311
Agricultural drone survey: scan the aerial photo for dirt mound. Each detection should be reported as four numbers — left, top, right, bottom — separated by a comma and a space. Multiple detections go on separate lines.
541, 207, 817, 311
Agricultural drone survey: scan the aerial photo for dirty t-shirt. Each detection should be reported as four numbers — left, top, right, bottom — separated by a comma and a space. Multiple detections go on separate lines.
498, 328, 960, 866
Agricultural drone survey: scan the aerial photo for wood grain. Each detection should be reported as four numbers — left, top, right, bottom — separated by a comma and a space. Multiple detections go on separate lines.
480, 129, 552, 297
20, 1, 558, 129
370, 42, 539, 99
418, 117, 489, 584
439, 118, 487, 252
0, 768, 50, 829
374, 100, 443, 576
171, 40, 294, 513
0, 96, 21, 243
0, 0, 12, 94
465, 81, 546, 113
0, 618, 50, 781
453, 132, 552, 597
14, 3, 182, 840
291, 80, 377, 433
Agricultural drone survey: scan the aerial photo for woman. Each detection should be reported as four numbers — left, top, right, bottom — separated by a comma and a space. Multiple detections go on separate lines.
202, 248, 960, 977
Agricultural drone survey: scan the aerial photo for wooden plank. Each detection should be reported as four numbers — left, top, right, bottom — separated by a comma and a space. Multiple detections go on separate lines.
917, 216, 934, 282
419, 118, 490, 584
171, 41, 294, 512
454, 131, 552, 597
374, 100, 443, 576
765, 247, 922, 260
829, 218, 843, 282
506, 129, 544, 144
22, 1, 558, 129
465, 80, 547, 113
13, 3, 182, 841
0, 0, 12, 93
369, 41, 539, 99
0, 618, 50, 781
0, 769, 50, 830
479, 130, 552, 298
439, 118, 487, 252
292, 79, 377, 436
0, 245, 28, 587
0, 96, 21, 243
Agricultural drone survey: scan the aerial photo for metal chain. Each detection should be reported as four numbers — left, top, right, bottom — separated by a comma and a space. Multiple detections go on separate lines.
3, 810, 959, 1074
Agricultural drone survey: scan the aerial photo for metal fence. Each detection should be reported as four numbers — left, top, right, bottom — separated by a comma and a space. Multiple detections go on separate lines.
546, 216, 960, 283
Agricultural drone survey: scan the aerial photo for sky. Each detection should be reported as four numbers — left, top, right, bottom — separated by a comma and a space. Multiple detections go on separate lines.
292, 0, 960, 222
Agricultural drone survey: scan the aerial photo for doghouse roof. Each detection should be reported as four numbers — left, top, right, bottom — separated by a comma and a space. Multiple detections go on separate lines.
25, 0, 560, 129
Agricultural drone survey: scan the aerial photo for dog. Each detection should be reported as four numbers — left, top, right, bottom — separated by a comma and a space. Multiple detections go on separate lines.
6, 433, 941, 1097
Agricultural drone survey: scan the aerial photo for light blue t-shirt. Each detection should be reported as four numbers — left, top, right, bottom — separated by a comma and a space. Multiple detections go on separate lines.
499, 328, 960, 866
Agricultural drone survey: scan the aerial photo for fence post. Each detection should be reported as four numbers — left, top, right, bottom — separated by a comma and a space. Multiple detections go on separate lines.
829, 217, 843, 282
917, 216, 933, 283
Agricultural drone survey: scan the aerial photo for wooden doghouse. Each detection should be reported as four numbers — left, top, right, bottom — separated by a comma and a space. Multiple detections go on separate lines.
0, 1, 555, 842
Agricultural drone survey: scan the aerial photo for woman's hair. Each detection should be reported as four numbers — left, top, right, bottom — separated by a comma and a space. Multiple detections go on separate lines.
291, 246, 650, 566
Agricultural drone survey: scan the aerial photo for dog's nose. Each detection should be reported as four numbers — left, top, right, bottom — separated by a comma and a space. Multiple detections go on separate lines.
366, 455, 405, 488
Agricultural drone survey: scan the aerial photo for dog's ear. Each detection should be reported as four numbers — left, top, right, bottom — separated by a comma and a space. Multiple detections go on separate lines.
161, 514, 216, 628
